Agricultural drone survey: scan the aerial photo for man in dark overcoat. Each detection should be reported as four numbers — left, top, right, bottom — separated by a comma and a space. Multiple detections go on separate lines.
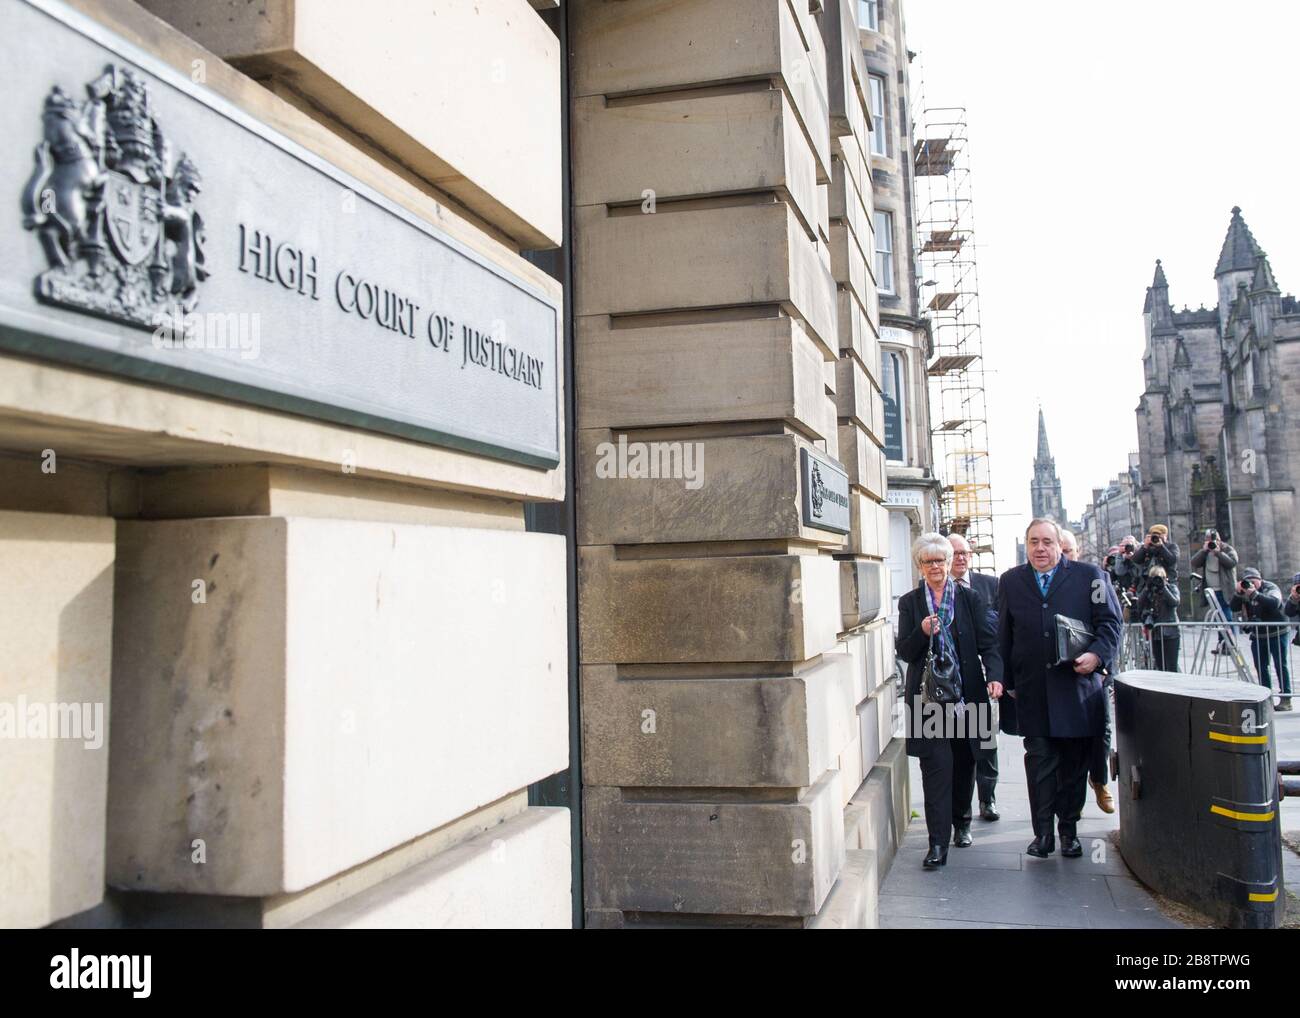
998, 519, 1122, 858
948, 533, 1004, 821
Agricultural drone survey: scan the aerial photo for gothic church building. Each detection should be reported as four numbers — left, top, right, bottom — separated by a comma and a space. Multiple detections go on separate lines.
1136, 207, 1300, 584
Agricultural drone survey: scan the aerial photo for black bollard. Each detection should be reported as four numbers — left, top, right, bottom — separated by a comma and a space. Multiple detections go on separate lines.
1115, 670, 1284, 929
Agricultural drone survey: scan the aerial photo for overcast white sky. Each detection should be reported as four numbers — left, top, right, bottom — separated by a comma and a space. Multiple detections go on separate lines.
902, 0, 1299, 566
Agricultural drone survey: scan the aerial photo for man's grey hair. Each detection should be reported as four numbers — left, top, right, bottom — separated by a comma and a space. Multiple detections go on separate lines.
912, 531, 954, 569
1025, 518, 1062, 541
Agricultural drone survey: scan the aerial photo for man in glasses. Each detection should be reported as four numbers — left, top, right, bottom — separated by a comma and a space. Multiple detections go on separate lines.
948, 533, 1003, 821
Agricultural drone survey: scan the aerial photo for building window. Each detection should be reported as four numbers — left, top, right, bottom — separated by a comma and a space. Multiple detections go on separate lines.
859, 0, 879, 31
1250, 350, 1265, 393
868, 74, 887, 156
881, 348, 907, 463
874, 210, 895, 295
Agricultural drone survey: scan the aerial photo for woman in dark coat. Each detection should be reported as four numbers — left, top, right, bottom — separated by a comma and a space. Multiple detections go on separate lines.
896, 532, 1004, 869
1136, 564, 1181, 670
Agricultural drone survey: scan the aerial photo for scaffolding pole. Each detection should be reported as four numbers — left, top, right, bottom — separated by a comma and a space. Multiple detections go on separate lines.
912, 98, 997, 573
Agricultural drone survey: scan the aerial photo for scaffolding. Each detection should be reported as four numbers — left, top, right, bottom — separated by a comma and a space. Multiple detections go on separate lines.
912, 105, 996, 573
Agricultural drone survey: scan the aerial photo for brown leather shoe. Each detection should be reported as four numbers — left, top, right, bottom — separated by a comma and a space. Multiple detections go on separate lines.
1091, 779, 1115, 814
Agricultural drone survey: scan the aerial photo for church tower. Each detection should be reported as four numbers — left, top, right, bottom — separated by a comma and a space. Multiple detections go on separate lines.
1031, 408, 1065, 522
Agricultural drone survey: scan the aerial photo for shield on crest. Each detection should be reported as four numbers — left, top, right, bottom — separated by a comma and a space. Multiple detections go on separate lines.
103, 172, 161, 265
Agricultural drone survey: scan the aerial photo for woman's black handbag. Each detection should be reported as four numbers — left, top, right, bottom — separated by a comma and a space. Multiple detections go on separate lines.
922, 631, 963, 705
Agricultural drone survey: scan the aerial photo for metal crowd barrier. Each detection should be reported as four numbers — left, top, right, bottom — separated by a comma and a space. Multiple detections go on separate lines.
1118, 619, 1299, 693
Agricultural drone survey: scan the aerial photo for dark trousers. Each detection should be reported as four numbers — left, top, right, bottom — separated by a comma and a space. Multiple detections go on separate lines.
1088, 677, 1114, 784
1024, 736, 1091, 840
976, 752, 998, 804
918, 736, 976, 848
1250, 634, 1293, 693
1151, 632, 1181, 671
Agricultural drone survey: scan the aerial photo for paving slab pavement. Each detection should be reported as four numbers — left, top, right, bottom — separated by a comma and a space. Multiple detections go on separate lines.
880, 733, 1185, 929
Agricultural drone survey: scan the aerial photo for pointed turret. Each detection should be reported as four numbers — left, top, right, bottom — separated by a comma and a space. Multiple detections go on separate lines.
1146, 258, 1173, 330
1152, 259, 1168, 289
1215, 206, 1261, 277
1216, 207, 1262, 333
1248, 251, 1282, 336
1143, 259, 1168, 312
1251, 251, 1279, 294
1036, 407, 1051, 461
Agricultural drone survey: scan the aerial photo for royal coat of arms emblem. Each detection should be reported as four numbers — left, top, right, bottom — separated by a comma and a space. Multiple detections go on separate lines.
20, 64, 208, 328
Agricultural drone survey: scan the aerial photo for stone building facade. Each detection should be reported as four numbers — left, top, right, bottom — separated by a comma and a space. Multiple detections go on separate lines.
1078, 453, 1144, 564
2, 0, 913, 930
3, 0, 570, 931
574, 0, 902, 929
861, 0, 941, 613
1136, 208, 1300, 586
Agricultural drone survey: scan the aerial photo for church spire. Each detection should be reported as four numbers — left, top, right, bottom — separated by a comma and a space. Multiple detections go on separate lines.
1215, 206, 1261, 277
1031, 407, 1065, 523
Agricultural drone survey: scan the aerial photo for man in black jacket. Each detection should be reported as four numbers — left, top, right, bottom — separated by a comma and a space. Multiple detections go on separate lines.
1131, 523, 1179, 588
1232, 568, 1293, 710
949, 533, 1002, 821
999, 519, 1123, 858
1105, 536, 1141, 617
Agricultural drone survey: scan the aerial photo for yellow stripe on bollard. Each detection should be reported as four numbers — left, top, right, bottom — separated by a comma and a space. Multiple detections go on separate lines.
1248, 890, 1279, 902
1209, 804, 1275, 822
1208, 731, 1268, 745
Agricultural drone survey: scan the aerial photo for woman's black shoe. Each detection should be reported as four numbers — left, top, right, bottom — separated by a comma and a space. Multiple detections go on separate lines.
923, 844, 948, 869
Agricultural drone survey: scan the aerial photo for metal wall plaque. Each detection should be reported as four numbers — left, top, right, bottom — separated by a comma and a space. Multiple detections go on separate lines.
799, 447, 850, 535
1, 0, 561, 467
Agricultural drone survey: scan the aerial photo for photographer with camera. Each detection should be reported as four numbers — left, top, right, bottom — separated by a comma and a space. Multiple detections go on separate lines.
1106, 537, 1141, 619
1136, 564, 1181, 671
1190, 529, 1238, 652
1229, 568, 1293, 711
1131, 524, 1179, 587
1282, 572, 1300, 712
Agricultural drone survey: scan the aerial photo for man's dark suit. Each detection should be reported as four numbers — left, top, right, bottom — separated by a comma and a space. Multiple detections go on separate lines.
997, 557, 1122, 842
964, 571, 1002, 806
